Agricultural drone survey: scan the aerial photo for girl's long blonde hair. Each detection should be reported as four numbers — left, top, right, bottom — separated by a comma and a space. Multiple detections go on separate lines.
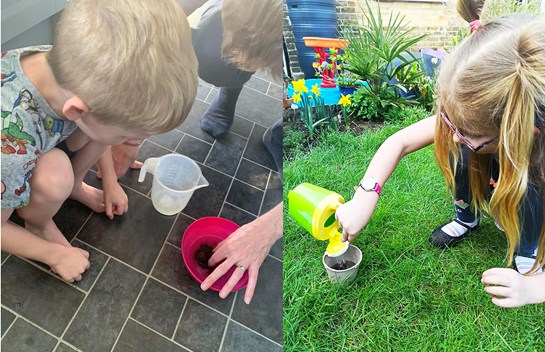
434, 0, 545, 273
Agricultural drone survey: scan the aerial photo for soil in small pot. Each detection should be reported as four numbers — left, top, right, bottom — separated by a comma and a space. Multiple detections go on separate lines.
331, 260, 355, 270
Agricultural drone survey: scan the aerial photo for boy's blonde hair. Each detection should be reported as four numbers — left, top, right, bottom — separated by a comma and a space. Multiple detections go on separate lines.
434, 0, 545, 273
48, 0, 198, 134
221, 0, 283, 78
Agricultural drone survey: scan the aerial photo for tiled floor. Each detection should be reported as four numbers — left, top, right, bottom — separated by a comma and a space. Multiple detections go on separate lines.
1, 72, 283, 352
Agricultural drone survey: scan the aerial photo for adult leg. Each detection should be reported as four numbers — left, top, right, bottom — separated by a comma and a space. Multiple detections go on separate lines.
191, 1, 254, 138
262, 119, 283, 175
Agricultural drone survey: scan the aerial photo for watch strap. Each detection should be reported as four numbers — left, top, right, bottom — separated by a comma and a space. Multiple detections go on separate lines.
357, 179, 382, 196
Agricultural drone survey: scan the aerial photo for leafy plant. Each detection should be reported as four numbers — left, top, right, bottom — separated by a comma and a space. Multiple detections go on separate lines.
347, 83, 407, 121
341, 0, 427, 93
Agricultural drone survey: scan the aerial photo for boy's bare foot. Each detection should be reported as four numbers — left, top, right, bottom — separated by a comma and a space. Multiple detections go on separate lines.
70, 182, 105, 213
25, 219, 71, 247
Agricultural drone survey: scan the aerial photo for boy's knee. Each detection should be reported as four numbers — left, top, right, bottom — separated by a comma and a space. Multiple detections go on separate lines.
31, 149, 74, 202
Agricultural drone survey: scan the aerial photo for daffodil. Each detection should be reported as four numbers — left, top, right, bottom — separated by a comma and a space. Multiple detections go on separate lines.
312, 62, 320, 69
311, 84, 321, 97
338, 94, 351, 107
292, 93, 302, 104
292, 79, 308, 93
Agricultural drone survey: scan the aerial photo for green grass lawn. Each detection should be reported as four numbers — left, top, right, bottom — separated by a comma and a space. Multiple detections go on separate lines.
283, 117, 545, 351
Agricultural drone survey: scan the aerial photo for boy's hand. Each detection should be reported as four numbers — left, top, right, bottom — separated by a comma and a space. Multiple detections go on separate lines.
481, 268, 531, 308
50, 246, 91, 283
103, 182, 129, 220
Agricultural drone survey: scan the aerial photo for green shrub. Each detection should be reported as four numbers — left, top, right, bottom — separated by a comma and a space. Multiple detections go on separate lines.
283, 124, 309, 161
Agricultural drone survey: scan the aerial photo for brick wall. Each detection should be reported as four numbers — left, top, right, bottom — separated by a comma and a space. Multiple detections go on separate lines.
358, 1, 467, 50
283, 0, 467, 77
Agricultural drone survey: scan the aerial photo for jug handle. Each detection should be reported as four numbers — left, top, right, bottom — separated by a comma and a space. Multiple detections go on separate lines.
137, 157, 159, 183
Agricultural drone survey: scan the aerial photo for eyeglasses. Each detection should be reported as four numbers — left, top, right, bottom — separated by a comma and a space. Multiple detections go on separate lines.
440, 112, 497, 152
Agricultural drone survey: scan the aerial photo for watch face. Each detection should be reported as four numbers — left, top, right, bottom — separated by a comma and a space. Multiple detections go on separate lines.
362, 178, 375, 190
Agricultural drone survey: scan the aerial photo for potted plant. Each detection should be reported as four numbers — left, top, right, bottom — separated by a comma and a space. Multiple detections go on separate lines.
337, 71, 357, 96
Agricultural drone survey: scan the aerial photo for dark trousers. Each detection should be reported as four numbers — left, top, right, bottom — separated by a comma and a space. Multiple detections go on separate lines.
454, 146, 543, 257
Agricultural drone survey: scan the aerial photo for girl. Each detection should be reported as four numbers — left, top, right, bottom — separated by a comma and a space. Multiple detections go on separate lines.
335, 0, 545, 308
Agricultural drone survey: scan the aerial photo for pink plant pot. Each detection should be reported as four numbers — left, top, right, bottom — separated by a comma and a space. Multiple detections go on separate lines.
181, 217, 249, 292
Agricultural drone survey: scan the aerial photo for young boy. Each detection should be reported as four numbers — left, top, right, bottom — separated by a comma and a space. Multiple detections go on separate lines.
1, 0, 198, 282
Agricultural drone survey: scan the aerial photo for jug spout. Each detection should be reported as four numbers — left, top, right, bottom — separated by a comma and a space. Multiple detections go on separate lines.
192, 174, 209, 191
138, 157, 159, 183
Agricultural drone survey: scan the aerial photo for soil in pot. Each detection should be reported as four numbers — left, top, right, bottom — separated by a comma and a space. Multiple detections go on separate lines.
330, 260, 356, 270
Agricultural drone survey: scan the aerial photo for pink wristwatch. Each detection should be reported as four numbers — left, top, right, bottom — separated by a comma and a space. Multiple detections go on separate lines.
358, 177, 382, 196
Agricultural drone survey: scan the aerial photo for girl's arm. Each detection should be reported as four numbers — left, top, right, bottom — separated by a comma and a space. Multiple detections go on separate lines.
335, 115, 437, 242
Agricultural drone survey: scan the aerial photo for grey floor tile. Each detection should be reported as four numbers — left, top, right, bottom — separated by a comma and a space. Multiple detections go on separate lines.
205, 132, 247, 176
166, 213, 197, 249
176, 134, 212, 163
226, 180, 264, 216
1, 256, 85, 337
219, 203, 256, 226
70, 240, 109, 292
151, 244, 234, 314
131, 278, 187, 338
261, 172, 283, 215
267, 82, 283, 99
230, 116, 254, 138
54, 343, 78, 352
269, 239, 283, 261
235, 86, 282, 127
244, 76, 271, 94
1, 251, 9, 264
231, 256, 282, 344
1, 318, 58, 352
52, 199, 93, 242
147, 129, 184, 152
235, 159, 270, 190
182, 165, 232, 219
221, 321, 282, 352
1, 308, 15, 338
177, 100, 215, 144
196, 80, 213, 102
77, 188, 176, 273
63, 260, 146, 352
174, 299, 227, 352
243, 124, 277, 171
114, 319, 189, 352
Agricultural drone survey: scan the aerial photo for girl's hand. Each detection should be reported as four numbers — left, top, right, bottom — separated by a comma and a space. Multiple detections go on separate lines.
335, 195, 377, 243
481, 268, 531, 308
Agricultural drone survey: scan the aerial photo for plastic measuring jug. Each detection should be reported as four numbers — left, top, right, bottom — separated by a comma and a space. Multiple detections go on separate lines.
288, 183, 349, 257
138, 154, 209, 215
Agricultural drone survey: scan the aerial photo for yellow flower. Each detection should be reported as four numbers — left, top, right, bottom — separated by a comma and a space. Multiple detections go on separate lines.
312, 62, 320, 69
292, 79, 308, 93
292, 93, 302, 104
311, 84, 321, 97
338, 94, 351, 107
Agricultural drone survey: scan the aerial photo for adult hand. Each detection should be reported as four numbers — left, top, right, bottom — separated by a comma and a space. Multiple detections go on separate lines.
481, 268, 532, 308
200, 203, 282, 304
